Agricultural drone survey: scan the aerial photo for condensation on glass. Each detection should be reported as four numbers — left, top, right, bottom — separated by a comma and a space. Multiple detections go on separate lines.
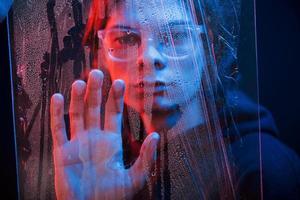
9, 0, 260, 199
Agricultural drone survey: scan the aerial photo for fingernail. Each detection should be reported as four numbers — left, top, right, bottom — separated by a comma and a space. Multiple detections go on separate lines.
89, 70, 104, 87
72, 80, 86, 95
52, 93, 64, 105
113, 79, 125, 96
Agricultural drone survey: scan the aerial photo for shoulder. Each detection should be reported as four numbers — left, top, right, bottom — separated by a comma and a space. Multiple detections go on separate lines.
222, 90, 279, 138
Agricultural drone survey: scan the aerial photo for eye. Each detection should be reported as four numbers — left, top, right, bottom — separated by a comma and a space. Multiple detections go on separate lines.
172, 31, 189, 42
115, 33, 141, 46
160, 31, 189, 47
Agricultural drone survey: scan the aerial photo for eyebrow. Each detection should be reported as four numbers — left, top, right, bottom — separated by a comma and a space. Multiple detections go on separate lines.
164, 20, 194, 27
108, 20, 194, 30
108, 24, 137, 30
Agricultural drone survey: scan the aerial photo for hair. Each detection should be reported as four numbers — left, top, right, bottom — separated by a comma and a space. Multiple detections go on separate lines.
82, 0, 242, 130
83, 0, 240, 70
82, 1, 243, 197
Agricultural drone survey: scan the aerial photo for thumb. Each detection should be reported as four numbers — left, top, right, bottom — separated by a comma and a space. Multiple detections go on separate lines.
129, 132, 160, 191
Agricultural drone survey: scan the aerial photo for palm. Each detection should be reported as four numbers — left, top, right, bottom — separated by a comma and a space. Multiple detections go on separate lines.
50, 70, 159, 200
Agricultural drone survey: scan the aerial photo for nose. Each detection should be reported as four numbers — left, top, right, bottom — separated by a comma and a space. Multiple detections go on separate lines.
137, 38, 166, 71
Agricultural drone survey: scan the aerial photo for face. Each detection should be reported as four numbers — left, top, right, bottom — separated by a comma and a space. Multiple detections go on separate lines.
101, 0, 206, 114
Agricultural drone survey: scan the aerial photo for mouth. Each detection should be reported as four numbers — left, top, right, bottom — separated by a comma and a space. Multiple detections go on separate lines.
133, 81, 168, 95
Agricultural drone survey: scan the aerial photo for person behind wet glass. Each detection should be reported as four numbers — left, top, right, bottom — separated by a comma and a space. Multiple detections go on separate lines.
50, 0, 300, 199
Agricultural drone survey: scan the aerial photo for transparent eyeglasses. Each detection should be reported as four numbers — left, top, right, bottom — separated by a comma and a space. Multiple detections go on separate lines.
97, 25, 204, 61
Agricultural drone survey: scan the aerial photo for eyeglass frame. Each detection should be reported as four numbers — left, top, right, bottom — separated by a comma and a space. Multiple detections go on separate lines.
97, 24, 205, 61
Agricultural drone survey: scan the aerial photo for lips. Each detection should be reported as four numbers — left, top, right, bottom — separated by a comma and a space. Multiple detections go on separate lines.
133, 81, 168, 95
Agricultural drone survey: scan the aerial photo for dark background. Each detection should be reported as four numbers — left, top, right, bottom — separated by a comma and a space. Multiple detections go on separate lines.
1, 0, 300, 199
257, 0, 300, 157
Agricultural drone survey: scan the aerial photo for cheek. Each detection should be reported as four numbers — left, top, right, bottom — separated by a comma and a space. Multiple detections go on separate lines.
170, 57, 203, 82
167, 59, 203, 99
123, 87, 142, 112
107, 61, 139, 104
107, 61, 132, 83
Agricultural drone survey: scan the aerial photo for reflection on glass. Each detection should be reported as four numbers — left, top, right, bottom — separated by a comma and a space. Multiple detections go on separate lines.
9, 0, 300, 199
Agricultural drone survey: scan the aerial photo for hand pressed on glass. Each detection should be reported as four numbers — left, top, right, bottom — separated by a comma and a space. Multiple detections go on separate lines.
50, 69, 160, 200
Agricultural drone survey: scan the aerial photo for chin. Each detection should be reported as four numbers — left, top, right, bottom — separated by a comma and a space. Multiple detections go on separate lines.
152, 98, 169, 108
126, 97, 179, 114
149, 98, 179, 114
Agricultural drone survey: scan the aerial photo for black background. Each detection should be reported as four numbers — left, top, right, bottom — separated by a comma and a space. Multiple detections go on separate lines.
1, 0, 300, 198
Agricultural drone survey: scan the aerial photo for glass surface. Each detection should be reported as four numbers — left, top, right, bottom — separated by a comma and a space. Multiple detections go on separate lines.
98, 25, 204, 60
8, 0, 263, 199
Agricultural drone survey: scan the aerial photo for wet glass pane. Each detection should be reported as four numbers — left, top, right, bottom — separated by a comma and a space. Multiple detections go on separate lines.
8, 0, 274, 199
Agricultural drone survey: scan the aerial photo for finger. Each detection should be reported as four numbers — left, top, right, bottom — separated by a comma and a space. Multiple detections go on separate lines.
129, 132, 160, 190
70, 80, 86, 139
104, 79, 125, 134
50, 93, 67, 147
85, 69, 104, 130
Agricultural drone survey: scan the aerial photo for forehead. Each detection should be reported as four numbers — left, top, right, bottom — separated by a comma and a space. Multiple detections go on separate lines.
106, 0, 195, 28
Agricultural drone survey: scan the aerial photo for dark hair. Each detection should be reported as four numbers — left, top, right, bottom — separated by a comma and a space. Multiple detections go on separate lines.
82, 2, 242, 197
82, 0, 242, 128
83, 0, 240, 71
83, 0, 242, 131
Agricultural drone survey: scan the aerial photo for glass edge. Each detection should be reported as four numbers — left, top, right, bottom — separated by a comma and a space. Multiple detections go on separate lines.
6, 10, 21, 200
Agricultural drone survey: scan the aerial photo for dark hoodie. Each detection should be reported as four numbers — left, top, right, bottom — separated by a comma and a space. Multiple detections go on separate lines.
127, 90, 300, 199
